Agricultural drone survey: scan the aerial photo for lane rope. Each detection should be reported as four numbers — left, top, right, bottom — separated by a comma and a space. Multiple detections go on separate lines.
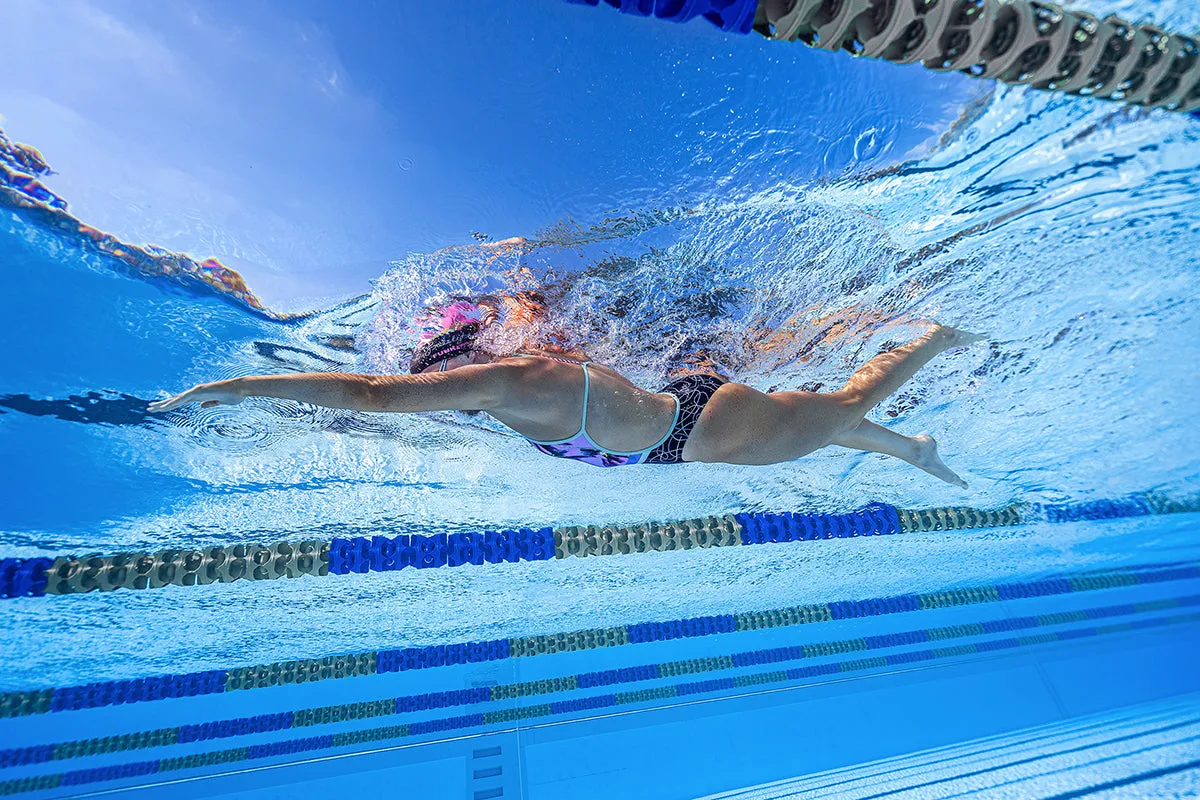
567, 0, 1200, 114
2, 610, 1197, 797
1, 559, 1196, 719
2, 491, 1194, 600
3, 592, 1195, 770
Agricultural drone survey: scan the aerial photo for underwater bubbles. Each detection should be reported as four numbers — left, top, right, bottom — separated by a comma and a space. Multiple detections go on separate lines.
180, 403, 283, 454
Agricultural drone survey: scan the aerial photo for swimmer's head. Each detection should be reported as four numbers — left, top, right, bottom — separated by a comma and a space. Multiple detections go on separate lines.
408, 323, 480, 373
407, 300, 491, 374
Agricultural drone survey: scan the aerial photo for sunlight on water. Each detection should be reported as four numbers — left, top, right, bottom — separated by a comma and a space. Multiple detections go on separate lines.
127, 87, 1199, 550
1, 1, 1199, 683
4, 87, 1199, 550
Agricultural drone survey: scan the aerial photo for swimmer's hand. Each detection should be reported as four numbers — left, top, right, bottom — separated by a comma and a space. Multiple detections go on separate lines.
481, 236, 527, 248
148, 380, 245, 413
932, 324, 987, 348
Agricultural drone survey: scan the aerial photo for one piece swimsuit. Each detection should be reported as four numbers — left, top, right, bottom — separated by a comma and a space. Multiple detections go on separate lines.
521, 354, 726, 468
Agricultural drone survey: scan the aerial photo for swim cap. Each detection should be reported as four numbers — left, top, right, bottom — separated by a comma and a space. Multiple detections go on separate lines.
408, 301, 489, 373
408, 323, 480, 373
415, 301, 486, 342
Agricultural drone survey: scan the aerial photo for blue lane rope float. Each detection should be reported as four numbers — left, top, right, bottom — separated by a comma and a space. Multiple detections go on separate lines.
564, 0, 761, 34
1, 491, 1196, 600
2, 593, 1196, 770
1, 610, 1197, 797
565, 0, 1200, 114
0, 560, 1196, 719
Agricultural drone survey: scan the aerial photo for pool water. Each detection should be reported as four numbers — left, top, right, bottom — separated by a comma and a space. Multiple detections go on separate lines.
1, 0, 1199, 797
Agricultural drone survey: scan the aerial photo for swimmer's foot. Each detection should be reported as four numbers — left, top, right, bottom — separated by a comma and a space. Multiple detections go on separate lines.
912, 434, 968, 488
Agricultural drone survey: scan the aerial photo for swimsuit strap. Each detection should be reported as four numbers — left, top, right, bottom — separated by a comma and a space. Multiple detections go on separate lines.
579, 361, 592, 435
517, 352, 593, 438
519, 356, 712, 469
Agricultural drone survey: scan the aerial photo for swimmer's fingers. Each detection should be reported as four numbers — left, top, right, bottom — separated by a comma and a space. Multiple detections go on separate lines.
148, 383, 242, 413
932, 324, 989, 348
953, 329, 989, 347
148, 388, 197, 413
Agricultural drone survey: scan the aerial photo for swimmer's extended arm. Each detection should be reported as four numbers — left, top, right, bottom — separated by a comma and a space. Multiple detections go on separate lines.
147, 363, 517, 414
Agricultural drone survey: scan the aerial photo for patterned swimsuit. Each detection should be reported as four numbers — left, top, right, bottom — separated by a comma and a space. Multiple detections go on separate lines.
521, 354, 726, 468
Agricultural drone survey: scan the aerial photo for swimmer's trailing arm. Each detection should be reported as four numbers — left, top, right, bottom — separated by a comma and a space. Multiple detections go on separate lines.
147, 365, 514, 415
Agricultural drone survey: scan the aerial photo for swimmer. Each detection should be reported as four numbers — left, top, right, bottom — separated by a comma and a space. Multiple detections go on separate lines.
149, 305, 984, 487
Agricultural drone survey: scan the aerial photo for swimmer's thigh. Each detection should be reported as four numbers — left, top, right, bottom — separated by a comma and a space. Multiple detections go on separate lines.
682, 383, 853, 465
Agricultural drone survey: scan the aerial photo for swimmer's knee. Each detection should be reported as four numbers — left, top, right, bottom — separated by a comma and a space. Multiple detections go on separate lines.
823, 390, 869, 433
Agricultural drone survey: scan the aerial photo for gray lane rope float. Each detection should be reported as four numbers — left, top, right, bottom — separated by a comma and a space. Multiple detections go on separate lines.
3, 592, 1195, 769
1, 559, 1196, 720
567, 0, 1200, 114
2, 610, 1197, 798
1, 491, 1195, 599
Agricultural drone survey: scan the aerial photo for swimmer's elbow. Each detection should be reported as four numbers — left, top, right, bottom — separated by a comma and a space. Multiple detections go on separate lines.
356, 375, 400, 412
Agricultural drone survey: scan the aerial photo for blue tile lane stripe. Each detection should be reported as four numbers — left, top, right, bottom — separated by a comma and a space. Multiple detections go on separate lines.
5, 611, 1197, 796
1, 562, 1197, 722
3, 593, 1198, 769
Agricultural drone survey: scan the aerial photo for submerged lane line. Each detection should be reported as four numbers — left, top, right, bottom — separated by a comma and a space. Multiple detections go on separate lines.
61, 691, 1200, 800
4, 592, 1198, 768
5, 612, 1198, 799
2, 560, 1197, 720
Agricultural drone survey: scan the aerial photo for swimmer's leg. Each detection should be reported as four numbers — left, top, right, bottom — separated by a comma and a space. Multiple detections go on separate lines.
686, 325, 984, 467
831, 324, 984, 420
831, 420, 968, 488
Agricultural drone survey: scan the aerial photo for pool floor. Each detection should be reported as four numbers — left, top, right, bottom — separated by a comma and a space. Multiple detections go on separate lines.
1, 531, 1198, 799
